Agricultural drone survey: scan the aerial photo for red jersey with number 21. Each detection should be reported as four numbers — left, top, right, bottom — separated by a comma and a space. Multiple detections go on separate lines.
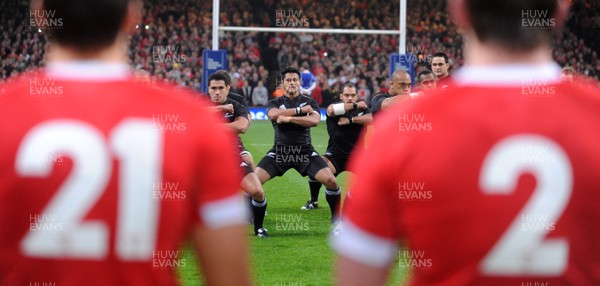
0, 63, 243, 286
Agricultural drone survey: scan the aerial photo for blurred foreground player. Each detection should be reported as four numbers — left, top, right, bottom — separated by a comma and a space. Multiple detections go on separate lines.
333, 0, 600, 285
0, 0, 251, 285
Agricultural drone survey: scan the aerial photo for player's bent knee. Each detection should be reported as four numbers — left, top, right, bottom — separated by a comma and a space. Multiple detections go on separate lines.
323, 175, 338, 190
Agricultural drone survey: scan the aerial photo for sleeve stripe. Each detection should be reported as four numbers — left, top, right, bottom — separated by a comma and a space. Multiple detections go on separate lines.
199, 194, 247, 228
330, 220, 398, 267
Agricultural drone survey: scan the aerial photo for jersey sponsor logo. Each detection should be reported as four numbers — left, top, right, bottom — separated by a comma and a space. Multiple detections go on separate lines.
279, 104, 286, 109
299, 102, 308, 107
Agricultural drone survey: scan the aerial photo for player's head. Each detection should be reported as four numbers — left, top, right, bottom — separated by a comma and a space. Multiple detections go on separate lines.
449, 0, 569, 52
339, 83, 358, 104
389, 70, 412, 97
208, 72, 230, 104
34, 0, 141, 53
431, 52, 450, 79
281, 67, 301, 98
417, 70, 437, 90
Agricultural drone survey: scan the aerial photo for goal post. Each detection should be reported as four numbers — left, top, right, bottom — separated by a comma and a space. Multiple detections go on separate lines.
206, 0, 412, 90
212, 0, 407, 54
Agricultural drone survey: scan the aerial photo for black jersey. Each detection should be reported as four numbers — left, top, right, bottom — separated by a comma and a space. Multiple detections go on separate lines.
222, 98, 248, 123
369, 92, 391, 116
326, 102, 371, 156
220, 98, 248, 153
228, 91, 249, 109
266, 95, 320, 146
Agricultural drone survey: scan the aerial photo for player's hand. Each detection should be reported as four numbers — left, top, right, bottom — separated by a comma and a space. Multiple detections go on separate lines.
300, 105, 314, 114
277, 115, 291, 124
357, 101, 368, 110
338, 117, 350, 126
223, 104, 234, 113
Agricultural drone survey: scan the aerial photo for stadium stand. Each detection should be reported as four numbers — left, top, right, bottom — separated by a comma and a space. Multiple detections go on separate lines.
1, 0, 599, 103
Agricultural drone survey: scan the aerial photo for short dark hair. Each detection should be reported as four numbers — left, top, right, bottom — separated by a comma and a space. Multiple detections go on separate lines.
432, 52, 449, 64
281, 67, 301, 80
207, 72, 229, 86
417, 70, 435, 83
466, 0, 558, 51
42, 0, 129, 52
214, 70, 231, 86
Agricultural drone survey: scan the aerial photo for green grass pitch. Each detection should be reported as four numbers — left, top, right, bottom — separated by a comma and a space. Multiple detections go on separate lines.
177, 120, 409, 285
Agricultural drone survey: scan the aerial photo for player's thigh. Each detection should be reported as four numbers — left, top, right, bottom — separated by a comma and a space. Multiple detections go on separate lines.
254, 167, 271, 184
321, 155, 337, 175
309, 157, 337, 188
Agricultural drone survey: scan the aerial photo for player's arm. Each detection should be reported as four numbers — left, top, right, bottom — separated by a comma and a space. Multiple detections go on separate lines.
213, 104, 234, 113
380, 97, 399, 111
194, 225, 251, 286
267, 106, 309, 121
327, 101, 368, 117
278, 111, 320, 127
277, 98, 320, 126
339, 113, 373, 126
370, 95, 385, 115
227, 116, 249, 134
267, 107, 296, 120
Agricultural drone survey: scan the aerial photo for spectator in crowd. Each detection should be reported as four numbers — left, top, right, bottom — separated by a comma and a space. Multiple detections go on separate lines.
241, 79, 253, 103
252, 80, 269, 106
300, 62, 317, 96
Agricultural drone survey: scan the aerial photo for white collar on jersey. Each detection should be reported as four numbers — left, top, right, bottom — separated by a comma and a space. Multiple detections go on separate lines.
453, 62, 561, 86
45, 61, 131, 81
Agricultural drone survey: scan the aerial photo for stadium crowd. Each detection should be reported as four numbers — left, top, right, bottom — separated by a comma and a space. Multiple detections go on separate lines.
1, 0, 599, 104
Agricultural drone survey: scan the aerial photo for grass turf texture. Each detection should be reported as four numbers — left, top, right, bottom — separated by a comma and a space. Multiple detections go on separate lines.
177, 120, 409, 285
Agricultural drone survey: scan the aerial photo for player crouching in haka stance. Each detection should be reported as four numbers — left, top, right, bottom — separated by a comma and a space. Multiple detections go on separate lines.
255, 67, 342, 225
303, 83, 372, 220
208, 72, 269, 238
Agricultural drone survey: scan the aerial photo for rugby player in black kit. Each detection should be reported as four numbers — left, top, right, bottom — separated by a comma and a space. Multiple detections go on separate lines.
255, 67, 342, 225
303, 83, 372, 213
208, 72, 269, 238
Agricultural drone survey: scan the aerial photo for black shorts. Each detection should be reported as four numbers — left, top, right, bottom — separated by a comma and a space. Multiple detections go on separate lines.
257, 145, 329, 178
323, 151, 350, 174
